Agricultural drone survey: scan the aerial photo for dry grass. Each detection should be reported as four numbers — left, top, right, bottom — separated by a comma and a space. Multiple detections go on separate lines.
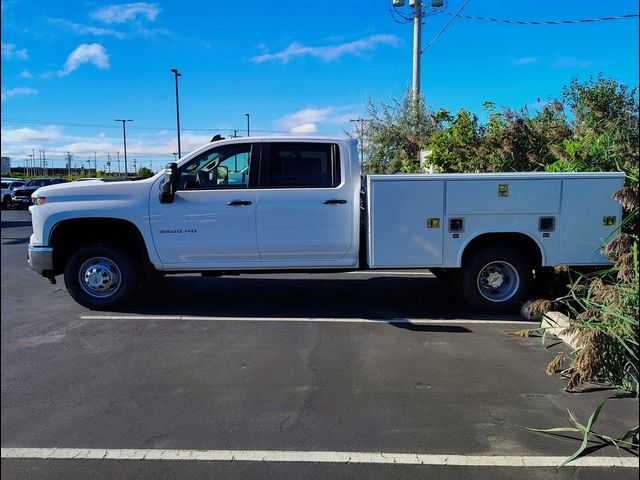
546, 352, 566, 376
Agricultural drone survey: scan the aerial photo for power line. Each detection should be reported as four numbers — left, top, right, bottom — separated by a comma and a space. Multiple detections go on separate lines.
0, 117, 342, 135
444, 11, 639, 25
421, 0, 472, 54
0, 117, 232, 132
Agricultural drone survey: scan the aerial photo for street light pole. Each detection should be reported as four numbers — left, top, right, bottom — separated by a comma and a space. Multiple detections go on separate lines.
171, 68, 182, 158
115, 119, 133, 177
245, 113, 250, 137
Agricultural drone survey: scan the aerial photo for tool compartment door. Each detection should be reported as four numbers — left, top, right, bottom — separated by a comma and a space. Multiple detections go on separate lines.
446, 179, 561, 215
368, 179, 445, 268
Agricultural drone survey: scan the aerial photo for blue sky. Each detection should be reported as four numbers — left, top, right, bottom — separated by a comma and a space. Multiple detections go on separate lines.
1, 0, 638, 172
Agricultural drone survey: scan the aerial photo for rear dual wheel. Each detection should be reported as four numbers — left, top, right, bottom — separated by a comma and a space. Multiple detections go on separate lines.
461, 246, 532, 313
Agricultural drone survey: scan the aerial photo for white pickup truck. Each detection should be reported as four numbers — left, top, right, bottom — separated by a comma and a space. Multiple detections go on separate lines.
27, 136, 624, 312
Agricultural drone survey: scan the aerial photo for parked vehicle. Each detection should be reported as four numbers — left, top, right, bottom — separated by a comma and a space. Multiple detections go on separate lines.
1, 178, 26, 209
11, 178, 68, 209
27, 137, 623, 312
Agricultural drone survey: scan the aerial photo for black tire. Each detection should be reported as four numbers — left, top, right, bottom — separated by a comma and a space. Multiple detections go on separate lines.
64, 244, 137, 309
461, 246, 532, 313
2, 195, 11, 209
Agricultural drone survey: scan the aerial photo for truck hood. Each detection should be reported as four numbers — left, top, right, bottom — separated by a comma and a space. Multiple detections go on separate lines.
33, 176, 161, 203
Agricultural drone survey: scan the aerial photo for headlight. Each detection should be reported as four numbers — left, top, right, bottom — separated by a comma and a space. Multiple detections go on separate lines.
32, 195, 46, 205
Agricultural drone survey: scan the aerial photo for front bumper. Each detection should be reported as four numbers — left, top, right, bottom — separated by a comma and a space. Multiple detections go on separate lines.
28, 244, 53, 276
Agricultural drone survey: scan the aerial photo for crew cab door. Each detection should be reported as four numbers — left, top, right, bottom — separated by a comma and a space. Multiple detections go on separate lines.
256, 141, 354, 262
149, 142, 260, 268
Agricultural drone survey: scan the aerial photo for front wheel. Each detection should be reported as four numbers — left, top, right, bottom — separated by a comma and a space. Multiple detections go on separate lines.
2, 195, 12, 209
64, 244, 137, 309
461, 246, 532, 313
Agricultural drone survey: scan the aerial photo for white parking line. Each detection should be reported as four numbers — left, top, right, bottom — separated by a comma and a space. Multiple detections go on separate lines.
80, 315, 532, 325
2, 448, 637, 468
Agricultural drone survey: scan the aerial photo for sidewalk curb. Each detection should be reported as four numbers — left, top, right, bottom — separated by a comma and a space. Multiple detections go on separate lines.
520, 302, 579, 349
540, 311, 579, 349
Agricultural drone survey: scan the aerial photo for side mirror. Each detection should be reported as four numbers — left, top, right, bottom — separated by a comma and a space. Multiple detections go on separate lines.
159, 162, 179, 203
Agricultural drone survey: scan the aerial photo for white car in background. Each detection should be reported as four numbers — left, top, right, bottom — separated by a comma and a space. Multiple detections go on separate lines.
1, 178, 26, 209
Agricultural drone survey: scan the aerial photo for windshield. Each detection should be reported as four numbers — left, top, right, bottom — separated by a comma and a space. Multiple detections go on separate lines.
26, 179, 50, 187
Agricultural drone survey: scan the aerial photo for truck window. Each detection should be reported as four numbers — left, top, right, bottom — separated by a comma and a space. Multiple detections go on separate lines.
260, 142, 340, 188
178, 143, 253, 190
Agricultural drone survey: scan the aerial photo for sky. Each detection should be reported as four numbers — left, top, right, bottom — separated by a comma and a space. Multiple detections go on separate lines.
1, 0, 638, 173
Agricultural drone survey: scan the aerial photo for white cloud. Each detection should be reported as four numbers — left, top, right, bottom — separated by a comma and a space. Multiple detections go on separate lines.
58, 43, 110, 76
552, 57, 593, 69
512, 56, 538, 66
47, 18, 126, 39
277, 107, 334, 130
290, 123, 318, 134
19, 69, 33, 78
252, 34, 400, 64
1, 42, 28, 60
0, 126, 60, 143
90, 2, 160, 24
275, 106, 359, 133
1, 87, 38, 102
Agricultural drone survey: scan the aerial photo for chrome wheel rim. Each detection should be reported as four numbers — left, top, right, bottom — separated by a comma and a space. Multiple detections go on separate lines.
78, 256, 122, 298
476, 261, 520, 303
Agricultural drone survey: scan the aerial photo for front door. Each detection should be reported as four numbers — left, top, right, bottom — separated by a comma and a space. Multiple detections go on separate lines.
149, 142, 260, 269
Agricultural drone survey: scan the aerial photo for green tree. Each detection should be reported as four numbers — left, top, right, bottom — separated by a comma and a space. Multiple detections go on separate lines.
361, 92, 434, 174
137, 167, 154, 178
427, 108, 485, 172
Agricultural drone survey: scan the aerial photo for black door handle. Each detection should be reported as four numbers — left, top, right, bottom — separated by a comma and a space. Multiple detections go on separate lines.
322, 199, 347, 205
226, 200, 252, 206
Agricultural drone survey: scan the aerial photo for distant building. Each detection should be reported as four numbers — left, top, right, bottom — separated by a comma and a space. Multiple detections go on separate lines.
1, 156, 10, 174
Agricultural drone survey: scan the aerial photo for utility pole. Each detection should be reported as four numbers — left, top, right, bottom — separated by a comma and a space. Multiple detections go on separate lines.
28, 153, 34, 177
94, 152, 98, 177
43, 150, 47, 176
117, 152, 121, 176
245, 113, 250, 137
349, 118, 368, 164
107, 154, 111, 174
412, 0, 422, 102
133, 158, 137, 175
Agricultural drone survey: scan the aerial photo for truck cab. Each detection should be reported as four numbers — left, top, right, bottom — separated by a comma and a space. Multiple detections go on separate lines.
149, 138, 360, 270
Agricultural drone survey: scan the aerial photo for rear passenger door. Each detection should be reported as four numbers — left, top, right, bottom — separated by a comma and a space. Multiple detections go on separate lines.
256, 142, 353, 262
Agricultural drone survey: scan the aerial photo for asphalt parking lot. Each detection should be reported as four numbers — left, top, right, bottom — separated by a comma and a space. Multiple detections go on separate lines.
1, 208, 638, 479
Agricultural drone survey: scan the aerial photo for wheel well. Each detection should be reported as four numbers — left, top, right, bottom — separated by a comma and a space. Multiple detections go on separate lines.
461, 233, 542, 268
49, 218, 153, 277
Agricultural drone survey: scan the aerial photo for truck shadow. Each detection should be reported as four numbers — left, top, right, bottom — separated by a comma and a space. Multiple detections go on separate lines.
114, 274, 523, 322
